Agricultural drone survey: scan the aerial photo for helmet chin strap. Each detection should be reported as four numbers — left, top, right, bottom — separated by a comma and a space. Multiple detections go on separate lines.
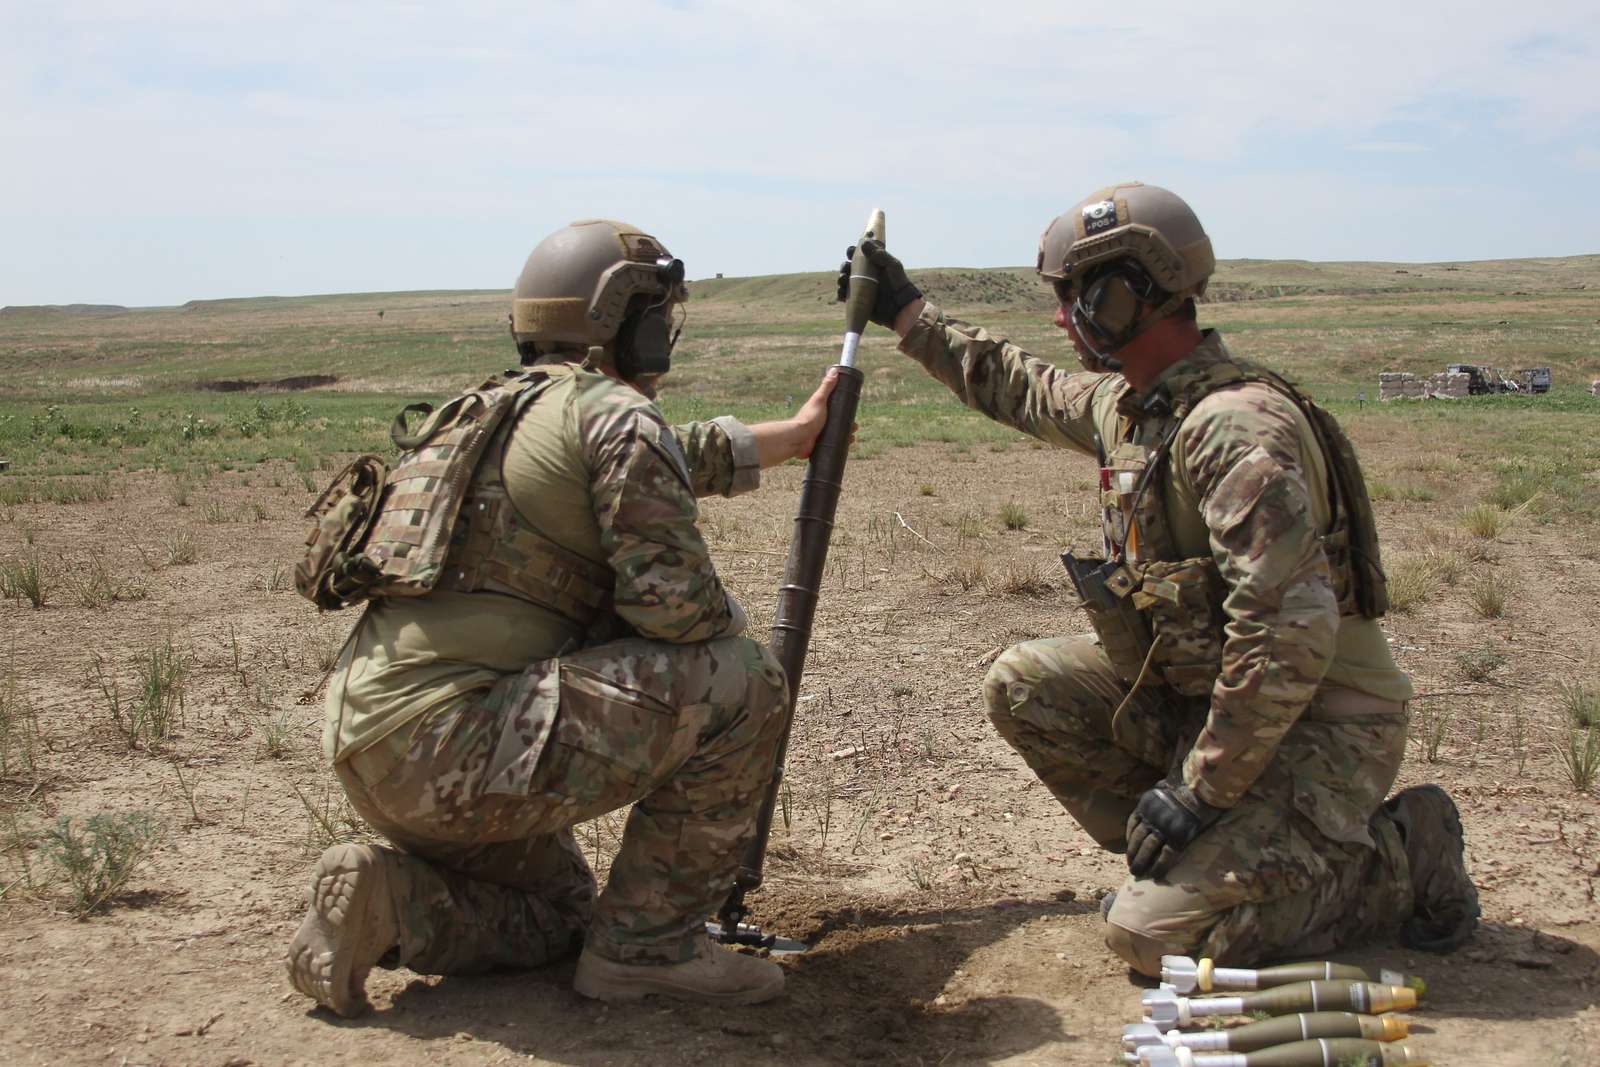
1075, 326, 1124, 373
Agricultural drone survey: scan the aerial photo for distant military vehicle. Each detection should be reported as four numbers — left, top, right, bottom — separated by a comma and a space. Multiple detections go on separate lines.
1446, 363, 1500, 394
1516, 367, 1552, 394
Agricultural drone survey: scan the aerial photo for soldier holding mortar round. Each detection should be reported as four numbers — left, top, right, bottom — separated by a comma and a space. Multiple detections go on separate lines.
838, 183, 1480, 976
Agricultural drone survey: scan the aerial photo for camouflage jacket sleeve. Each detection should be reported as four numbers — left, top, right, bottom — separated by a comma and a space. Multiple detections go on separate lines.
899, 301, 1111, 456
670, 415, 761, 498
580, 383, 741, 643
1174, 386, 1340, 808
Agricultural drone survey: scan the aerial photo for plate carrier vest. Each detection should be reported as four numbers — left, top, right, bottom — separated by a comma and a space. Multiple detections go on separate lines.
296, 367, 611, 624
1074, 352, 1388, 698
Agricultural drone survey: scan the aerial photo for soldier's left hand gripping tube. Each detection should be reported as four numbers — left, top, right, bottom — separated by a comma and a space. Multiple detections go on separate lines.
708, 210, 882, 951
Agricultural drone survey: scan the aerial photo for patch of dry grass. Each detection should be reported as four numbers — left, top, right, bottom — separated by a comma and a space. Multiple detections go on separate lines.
1384, 555, 1440, 615
1462, 504, 1506, 540
1467, 570, 1509, 619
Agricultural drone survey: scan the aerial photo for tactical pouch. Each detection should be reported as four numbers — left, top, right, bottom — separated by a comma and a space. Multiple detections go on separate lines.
1132, 557, 1226, 697
1300, 402, 1389, 617
359, 383, 525, 599
1061, 551, 1153, 686
296, 455, 390, 610
294, 375, 548, 611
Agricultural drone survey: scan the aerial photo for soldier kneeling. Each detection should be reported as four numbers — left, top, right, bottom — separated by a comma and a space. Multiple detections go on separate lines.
287, 220, 841, 1014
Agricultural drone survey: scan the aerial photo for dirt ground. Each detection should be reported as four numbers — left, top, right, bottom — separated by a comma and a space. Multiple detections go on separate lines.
2, 439, 1597, 1066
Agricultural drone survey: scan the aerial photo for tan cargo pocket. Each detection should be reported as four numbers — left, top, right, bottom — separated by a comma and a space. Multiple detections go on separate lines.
1134, 558, 1226, 697
485, 660, 678, 805
483, 660, 563, 797
1291, 772, 1377, 849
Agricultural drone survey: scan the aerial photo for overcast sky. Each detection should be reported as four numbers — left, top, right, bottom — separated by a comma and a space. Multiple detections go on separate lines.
4, 1, 1598, 306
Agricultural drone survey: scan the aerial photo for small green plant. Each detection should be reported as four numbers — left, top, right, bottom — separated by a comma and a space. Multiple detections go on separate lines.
252, 562, 292, 592
202, 501, 235, 524
952, 509, 984, 548
917, 483, 936, 497
95, 635, 190, 750
136, 636, 189, 738
901, 853, 938, 892
1462, 504, 1504, 540
249, 501, 270, 522
1421, 543, 1465, 586
998, 501, 1029, 531
0, 551, 48, 609
3, 808, 37, 896
0, 666, 43, 779
170, 475, 194, 507
163, 532, 199, 566
1370, 480, 1436, 504
1557, 726, 1600, 793
1467, 571, 1507, 619
1412, 701, 1453, 763
1557, 681, 1600, 729
290, 781, 367, 852
171, 764, 208, 827
1456, 644, 1505, 683
259, 707, 294, 759
62, 554, 146, 608
303, 630, 347, 673
1510, 703, 1530, 775
41, 812, 164, 915
1485, 469, 1545, 512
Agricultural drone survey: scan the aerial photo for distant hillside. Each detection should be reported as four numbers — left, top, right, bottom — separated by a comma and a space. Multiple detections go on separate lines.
687, 254, 1600, 312
177, 289, 503, 313
0, 303, 128, 317
5, 254, 1595, 321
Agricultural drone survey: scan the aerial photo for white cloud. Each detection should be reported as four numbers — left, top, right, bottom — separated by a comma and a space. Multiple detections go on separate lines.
2, 0, 1598, 303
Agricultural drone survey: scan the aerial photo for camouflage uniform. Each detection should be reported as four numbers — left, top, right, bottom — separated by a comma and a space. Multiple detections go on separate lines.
322, 362, 787, 971
900, 303, 1417, 970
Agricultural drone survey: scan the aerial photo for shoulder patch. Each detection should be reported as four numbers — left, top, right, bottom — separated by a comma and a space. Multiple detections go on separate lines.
646, 420, 693, 492
1202, 444, 1295, 539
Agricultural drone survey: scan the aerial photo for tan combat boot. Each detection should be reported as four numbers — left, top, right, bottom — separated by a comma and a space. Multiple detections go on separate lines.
1383, 784, 1481, 951
285, 842, 402, 1017
573, 935, 784, 1005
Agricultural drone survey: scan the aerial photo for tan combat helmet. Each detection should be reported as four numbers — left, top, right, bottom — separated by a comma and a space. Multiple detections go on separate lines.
1037, 182, 1214, 301
1036, 183, 1215, 369
511, 219, 687, 375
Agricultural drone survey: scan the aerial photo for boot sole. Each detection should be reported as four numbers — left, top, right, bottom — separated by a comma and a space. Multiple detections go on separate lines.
285, 843, 391, 1017
572, 956, 784, 1005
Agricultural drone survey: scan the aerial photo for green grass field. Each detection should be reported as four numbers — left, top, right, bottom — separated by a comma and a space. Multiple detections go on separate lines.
4, 254, 1599, 515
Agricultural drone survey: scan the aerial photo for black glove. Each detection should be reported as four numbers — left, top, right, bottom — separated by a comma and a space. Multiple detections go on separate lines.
835, 238, 922, 330
1125, 781, 1224, 879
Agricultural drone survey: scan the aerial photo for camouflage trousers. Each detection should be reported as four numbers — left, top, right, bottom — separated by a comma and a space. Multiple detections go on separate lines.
335, 633, 788, 973
984, 635, 1414, 973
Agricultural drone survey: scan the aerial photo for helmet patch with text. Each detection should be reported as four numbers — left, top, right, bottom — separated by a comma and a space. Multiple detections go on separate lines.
1082, 199, 1118, 235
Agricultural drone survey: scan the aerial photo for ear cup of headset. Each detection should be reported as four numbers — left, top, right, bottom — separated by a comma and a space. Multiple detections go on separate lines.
614, 308, 673, 379
1080, 272, 1143, 339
